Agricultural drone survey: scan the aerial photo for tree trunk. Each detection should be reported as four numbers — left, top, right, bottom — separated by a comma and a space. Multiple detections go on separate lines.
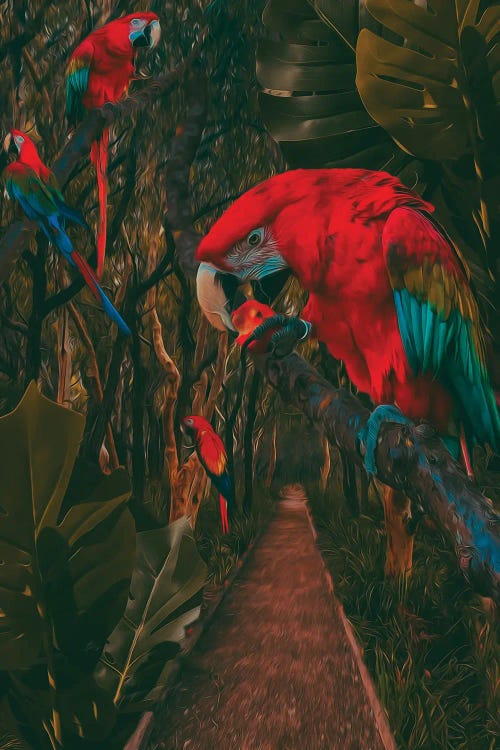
265, 419, 277, 488
379, 482, 414, 577
242, 370, 260, 514
320, 434, 331, 492
56, 306, 71, 407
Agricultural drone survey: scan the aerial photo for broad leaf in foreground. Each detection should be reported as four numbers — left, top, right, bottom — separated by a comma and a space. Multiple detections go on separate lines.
95, 516, 207, 711
0, 382, 136, 742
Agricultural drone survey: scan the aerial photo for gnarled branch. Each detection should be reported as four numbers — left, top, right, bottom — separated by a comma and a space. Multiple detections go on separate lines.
257, 352, 500, 606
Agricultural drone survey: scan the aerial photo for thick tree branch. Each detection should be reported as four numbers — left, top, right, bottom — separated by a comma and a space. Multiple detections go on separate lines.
163, 68, 209, 275
256, 352, 500, 606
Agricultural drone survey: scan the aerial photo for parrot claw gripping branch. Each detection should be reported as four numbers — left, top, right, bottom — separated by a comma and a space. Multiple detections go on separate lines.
196, 167, 500, 593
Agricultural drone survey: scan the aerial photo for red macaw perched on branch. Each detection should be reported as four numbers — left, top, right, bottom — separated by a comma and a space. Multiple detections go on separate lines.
195, 169, 500, 479
2, 130, 130, 335
181, 415, 235, 534
66, 12, 160, 277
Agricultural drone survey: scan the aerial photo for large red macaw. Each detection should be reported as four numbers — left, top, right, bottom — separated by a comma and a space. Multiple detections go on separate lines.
181, 415, 235, 534
195, 169, 500, 478
3, 130, 130, 334
66, 12, 160, 277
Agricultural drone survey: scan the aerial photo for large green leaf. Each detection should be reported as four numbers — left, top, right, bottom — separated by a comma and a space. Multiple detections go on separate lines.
356, 0, 499, 160
356, 0, 500, 274
0, 381, 84, 669
257, 0, 424, 181
0, 382, 134, 669
0, 382, 136, 742
95, 516, 207, 712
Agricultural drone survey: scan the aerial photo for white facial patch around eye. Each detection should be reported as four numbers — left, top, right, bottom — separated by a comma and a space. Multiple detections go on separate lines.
14, 136, 24, 145
226, 226, 288, 280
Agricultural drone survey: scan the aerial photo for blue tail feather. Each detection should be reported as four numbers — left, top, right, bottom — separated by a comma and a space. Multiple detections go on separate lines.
95, 285, 131, 335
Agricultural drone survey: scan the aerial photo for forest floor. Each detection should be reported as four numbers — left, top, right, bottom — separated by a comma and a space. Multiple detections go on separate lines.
148, 485, 391, 750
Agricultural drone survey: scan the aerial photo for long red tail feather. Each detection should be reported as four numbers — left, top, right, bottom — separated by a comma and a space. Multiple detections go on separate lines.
71, 250, 101, 301
219, 494, 229, 534
90, 128, 109, 279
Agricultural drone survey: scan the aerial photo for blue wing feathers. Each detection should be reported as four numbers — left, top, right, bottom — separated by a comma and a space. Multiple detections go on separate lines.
394, 292, 418, 373
395, 288, 500, 451
66, 67, 89, 124
96, 286, 131, 335
210, 471, 235, 508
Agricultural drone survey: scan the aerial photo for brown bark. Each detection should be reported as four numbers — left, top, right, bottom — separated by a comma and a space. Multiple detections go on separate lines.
145, 240, 218, 527
265, 419, 277, 488
56, 264, 72, 408
320, 433, 331, 492
67, 301, 119, 470
379, 482, 414, 577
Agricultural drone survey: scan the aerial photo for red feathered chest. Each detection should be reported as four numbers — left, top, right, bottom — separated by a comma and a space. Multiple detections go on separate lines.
84, 45, 135, 109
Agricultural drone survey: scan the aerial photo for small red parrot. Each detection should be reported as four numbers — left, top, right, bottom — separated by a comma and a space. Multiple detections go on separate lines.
231, 300, 299, 355
181, 415, 235, 533
66, 12, 160, 277
195, 169, 500, 475
3, 130, 130, 334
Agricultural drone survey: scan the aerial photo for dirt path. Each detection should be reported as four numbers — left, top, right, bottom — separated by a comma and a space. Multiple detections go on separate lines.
149, 486, 391, 750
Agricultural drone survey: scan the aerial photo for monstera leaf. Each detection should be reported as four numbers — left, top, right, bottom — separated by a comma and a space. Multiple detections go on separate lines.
356, 0, 500, 271
0, 382, 136, 742
95, 517, 207, 712
257, 0, 426, 186
356, 0, 499, 161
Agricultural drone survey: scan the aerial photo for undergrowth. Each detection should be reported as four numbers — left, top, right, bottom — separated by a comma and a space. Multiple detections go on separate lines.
307, 481, 499, 750
195, 482, 274, 585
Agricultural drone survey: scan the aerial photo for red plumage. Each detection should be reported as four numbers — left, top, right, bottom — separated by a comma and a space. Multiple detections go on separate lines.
197, 169, 499, 455
232, 300, 279, 353
66, 12, 160, 277
181, 415, 234, 534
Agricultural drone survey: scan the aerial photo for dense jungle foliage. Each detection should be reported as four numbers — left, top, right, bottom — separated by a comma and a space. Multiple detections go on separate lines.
0, 1, 498, 749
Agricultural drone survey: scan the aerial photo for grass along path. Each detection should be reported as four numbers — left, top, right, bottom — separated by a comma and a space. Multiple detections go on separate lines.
148, 484, 393, 750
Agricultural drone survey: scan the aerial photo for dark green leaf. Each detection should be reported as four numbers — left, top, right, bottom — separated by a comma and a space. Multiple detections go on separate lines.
95, 517, 207, 711
257, 0, 420, 177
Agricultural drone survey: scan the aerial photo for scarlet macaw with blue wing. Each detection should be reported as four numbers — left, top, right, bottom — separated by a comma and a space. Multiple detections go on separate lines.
66, 12, 160, 277
181, 415, 235, 534
3, 129, 130, 334
195, 168, 500, 501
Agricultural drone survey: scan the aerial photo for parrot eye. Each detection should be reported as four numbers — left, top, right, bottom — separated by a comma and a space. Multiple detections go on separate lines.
247, 228, 264, 248
131, 18, 143, 26
14, 135, 24, 146
185, 418, 194, 426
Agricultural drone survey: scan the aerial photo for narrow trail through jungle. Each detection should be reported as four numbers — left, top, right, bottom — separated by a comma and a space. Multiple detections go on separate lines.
149, 485, 391, 750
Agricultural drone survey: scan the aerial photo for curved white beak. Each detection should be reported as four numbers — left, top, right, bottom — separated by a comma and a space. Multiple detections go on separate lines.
149, 20, 161, 48
196, 263, 237, 332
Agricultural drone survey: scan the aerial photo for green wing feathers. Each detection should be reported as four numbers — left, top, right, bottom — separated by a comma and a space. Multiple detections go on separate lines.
383, 208, 500, 450
66, 47, 92, 125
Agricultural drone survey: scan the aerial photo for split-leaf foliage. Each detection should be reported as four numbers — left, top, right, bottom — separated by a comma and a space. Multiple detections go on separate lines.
0, 384, 207, 749
258, 0, 500, 346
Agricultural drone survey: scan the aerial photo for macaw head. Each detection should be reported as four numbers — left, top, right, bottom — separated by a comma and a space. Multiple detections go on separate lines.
99, 12, 161, 53
3, 129, 41, 165
180, 415, 213, 444
195, 169, 326, 331
122, 12, 161, 49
